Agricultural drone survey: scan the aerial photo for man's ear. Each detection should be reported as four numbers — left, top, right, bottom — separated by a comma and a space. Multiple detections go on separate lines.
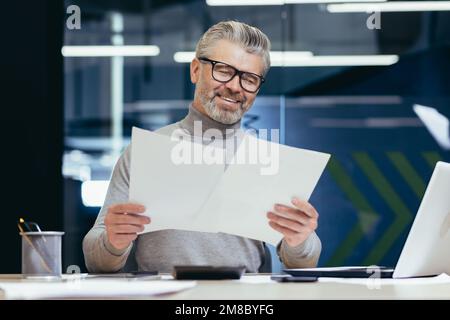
190, 58, 200, 84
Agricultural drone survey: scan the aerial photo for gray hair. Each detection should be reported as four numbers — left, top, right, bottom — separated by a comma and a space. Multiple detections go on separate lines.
195, 20, 271, 76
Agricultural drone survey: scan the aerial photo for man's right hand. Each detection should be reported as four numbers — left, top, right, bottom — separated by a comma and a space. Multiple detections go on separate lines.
104, 203, 150, 250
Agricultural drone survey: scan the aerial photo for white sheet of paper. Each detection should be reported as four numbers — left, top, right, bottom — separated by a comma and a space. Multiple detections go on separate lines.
194, 134, 330, 245
291, 266, 377, 271
130, 127, 225, 233
236, 275, 275, 284
318, 273, 450, 285
130, 127, 330, 245
0, 280, 196, 299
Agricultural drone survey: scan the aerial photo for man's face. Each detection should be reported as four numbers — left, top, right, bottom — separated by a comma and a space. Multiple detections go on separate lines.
190, 39, 265, 125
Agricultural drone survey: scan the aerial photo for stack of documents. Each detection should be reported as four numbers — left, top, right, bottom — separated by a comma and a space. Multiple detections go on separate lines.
0, 279, 196, 299
129, 127, 330, 246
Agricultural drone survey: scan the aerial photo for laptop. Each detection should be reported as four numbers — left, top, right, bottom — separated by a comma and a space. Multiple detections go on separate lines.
285, 161, 450, 279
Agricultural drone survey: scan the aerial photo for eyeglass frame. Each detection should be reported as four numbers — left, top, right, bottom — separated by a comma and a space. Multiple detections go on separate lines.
198, 57, 265, 93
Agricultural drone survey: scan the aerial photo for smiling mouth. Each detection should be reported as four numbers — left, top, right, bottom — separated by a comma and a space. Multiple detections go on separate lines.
217, 94, 241, 104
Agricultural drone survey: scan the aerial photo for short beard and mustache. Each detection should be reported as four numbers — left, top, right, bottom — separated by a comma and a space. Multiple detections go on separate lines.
200, 89, 249, 125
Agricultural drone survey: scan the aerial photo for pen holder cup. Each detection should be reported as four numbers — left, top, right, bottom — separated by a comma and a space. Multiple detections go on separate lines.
20, 231, 64, 277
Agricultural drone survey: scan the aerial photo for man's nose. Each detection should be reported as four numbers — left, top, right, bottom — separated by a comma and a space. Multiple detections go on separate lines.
224, 74, 242, 93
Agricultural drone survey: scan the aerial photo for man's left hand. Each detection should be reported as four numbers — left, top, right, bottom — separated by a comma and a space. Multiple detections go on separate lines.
267, 197, 319, 248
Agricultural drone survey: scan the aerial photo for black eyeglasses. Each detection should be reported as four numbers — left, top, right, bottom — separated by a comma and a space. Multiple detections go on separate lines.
198, 57, 265, 93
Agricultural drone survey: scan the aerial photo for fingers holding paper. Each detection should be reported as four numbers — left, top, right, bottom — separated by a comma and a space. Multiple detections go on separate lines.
104, 203, 150, 250
267, 197, 319, 248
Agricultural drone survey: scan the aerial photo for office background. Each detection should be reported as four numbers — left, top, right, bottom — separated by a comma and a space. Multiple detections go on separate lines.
1, 0, 449, 273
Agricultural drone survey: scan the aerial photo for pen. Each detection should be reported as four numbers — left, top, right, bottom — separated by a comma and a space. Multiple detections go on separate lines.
19, 218, 33, 232
29, 221, 42, 232
18, 218, 52, 274
19, 218, 43, 232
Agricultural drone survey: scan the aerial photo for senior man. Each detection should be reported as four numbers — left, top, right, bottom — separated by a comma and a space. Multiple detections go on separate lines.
83, 20, 321, 273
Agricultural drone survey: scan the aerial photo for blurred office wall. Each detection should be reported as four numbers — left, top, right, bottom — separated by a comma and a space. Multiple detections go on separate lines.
62, 0, 450, 272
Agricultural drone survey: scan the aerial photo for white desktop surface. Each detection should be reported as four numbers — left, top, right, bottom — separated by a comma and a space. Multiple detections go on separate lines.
0, 274, 449, 300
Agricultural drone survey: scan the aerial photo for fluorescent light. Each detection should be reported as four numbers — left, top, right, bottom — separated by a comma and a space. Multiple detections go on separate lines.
270, 51, 313, 66
173, 51, 196, 63
61, 45, 160, 57
81, 180, 109, 207
173, 51, 398, 66
206, 0, 386, 6
174, 51, 315, 64
327, 1, 450, 13
286, 0, 387, 3
286, 0, 387, 2
173, 51, 315, 65
413, 104, 450, 150
273, 54, 398, 67
207, 0, 283, 5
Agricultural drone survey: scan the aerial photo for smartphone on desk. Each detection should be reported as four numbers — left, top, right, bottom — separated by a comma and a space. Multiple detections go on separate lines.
271, 274, 318, 282
88, 271, 160, 280
128, 271, 158, 276
173, 265, 246, 280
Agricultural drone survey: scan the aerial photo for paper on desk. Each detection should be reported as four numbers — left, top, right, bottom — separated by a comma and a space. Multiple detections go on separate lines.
130, 127, 330, 245
236, 275, 275, 284
194, 134, 330, 245
295, 266, 375, 271
130, 127, 225, 233
318, 273, 450, 285
0, 280, 196, 299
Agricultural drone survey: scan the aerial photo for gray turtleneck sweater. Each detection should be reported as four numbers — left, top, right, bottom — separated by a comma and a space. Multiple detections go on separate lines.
83, 104, 321, 273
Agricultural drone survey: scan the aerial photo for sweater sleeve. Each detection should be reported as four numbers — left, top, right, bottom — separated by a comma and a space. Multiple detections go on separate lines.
82, 145, 134, 273
276, 231, 322, 268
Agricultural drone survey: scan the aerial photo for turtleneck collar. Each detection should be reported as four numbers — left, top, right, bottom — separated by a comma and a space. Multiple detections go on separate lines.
178, 103, 242, 139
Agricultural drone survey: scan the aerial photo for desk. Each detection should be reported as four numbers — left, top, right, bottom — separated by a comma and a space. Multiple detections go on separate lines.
1, 274, 450, 300
160, 275, 450, 300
